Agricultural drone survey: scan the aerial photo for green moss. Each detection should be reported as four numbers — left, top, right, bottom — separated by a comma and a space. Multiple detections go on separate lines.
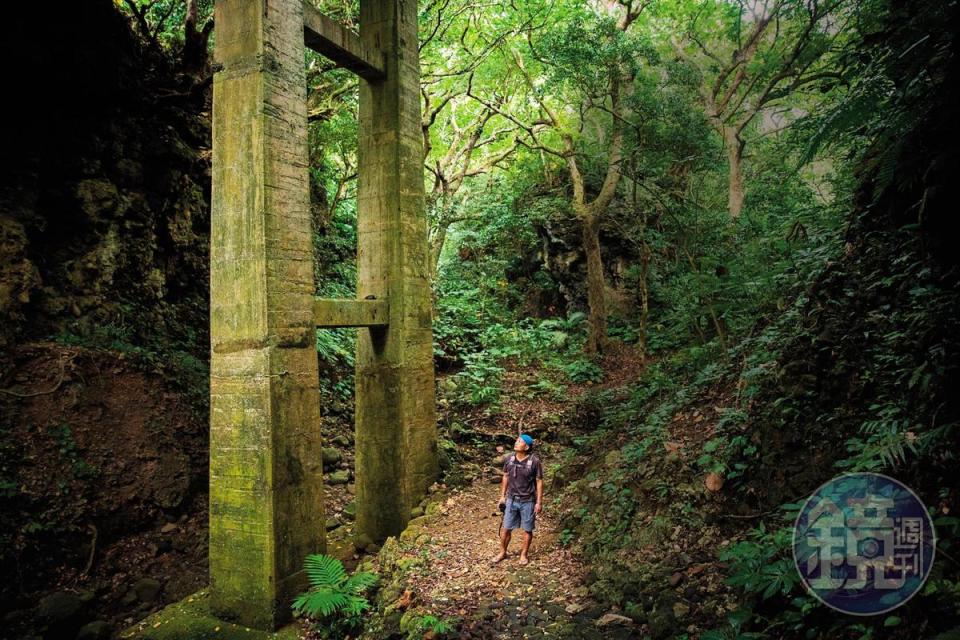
120, 590, 303, 640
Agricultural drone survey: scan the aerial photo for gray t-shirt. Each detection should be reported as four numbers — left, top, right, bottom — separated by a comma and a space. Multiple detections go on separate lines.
503, 453, 543, 502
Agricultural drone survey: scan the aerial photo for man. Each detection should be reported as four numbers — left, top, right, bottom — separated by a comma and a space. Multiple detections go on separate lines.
492, 433, 543, 566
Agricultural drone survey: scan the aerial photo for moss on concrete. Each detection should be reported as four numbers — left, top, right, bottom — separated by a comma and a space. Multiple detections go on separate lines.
120, 590, 304, 640
209, 0, 325, 628
354, 0, 438, 544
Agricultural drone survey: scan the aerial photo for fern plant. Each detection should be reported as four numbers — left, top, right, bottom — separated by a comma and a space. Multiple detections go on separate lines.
565, 358, 604, 384
407, 613, 454, 639
719, 522, 800, 602
292, 554, 377, 620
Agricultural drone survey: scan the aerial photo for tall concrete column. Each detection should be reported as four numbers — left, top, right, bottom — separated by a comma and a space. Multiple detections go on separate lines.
355, 0, 438, 542
208, 0, 324, 629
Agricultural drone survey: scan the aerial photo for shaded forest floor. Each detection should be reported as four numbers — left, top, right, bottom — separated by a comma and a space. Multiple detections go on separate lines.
0, 342, 209, 638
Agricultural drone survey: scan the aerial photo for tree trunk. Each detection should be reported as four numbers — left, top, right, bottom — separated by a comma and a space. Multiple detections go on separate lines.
724, 128, 746, 218
429, 223, 448, 280
637, 242, 650, 361
581, 214, 607, 355
182, 0, 213, 74
427, 193, 451, 281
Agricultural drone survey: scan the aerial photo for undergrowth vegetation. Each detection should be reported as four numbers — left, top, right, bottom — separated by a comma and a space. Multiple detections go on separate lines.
294, 553, 378, 639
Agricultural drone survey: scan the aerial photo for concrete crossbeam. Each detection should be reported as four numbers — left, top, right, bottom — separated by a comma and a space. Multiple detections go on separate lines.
313, 298, 389, 327
303, 4, 386, 80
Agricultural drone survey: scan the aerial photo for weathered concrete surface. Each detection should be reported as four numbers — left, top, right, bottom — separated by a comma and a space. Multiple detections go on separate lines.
121, 590, 302, 640
209, 0, 324, 630
313, 298, 389, 327
303, 4, 386, 80
355, 0, 438, 543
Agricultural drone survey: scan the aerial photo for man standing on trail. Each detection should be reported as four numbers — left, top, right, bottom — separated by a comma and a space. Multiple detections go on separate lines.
492, 433, 543, 566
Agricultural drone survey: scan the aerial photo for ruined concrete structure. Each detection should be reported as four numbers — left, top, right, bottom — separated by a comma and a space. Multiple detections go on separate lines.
208, 0, 436, 629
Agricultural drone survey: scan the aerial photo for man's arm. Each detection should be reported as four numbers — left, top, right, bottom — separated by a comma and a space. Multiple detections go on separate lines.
534, 457, 544, 513
499, 470, 508, 504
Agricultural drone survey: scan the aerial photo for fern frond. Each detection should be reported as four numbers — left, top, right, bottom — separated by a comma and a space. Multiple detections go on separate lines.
344, 572, 378, 594
293, 554, 376, 621
292, 590, 350, 617
304, 553, 346, 589
343, 594, 371, 616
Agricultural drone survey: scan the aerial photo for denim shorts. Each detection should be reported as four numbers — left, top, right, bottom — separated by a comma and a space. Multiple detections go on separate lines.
503, 497, 536, 532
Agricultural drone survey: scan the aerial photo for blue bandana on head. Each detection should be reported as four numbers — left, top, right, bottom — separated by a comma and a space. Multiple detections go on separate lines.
519, 434, 534, 448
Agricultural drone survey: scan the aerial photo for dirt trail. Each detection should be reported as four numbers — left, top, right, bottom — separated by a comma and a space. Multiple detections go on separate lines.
400, 474, 631, 639
389, 345, 649, 637
416, 479, 581, 625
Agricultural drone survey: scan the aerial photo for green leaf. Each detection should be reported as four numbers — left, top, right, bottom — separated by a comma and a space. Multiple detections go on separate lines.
304, 553, 346, 589
704, 438, 723, 453
728, 607, 752, 628
344, 572, 378, 593
293, 590, 350, 617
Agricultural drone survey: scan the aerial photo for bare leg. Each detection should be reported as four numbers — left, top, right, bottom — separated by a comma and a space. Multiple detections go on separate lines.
492, 528, 511, 563
519, 531, 533, 565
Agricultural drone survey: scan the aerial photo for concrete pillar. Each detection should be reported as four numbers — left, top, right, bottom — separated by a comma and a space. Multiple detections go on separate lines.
208, 0, 325, 629
355, 0, 438, 542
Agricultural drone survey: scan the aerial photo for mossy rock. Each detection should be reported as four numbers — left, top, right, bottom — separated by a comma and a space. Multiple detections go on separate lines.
354, 532, 374, 551
321, 447, 342, 468
438, 447, 453, 471
74, 179, 119, 220
328, 470, 350, 485
378, 605, 403, 636
414, 533, 431, 546
379, 583, 403, 606
398, 608, 428, 634
132, 578, 163, 604
377, 537, 403, 571
399, 515, 431, 542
